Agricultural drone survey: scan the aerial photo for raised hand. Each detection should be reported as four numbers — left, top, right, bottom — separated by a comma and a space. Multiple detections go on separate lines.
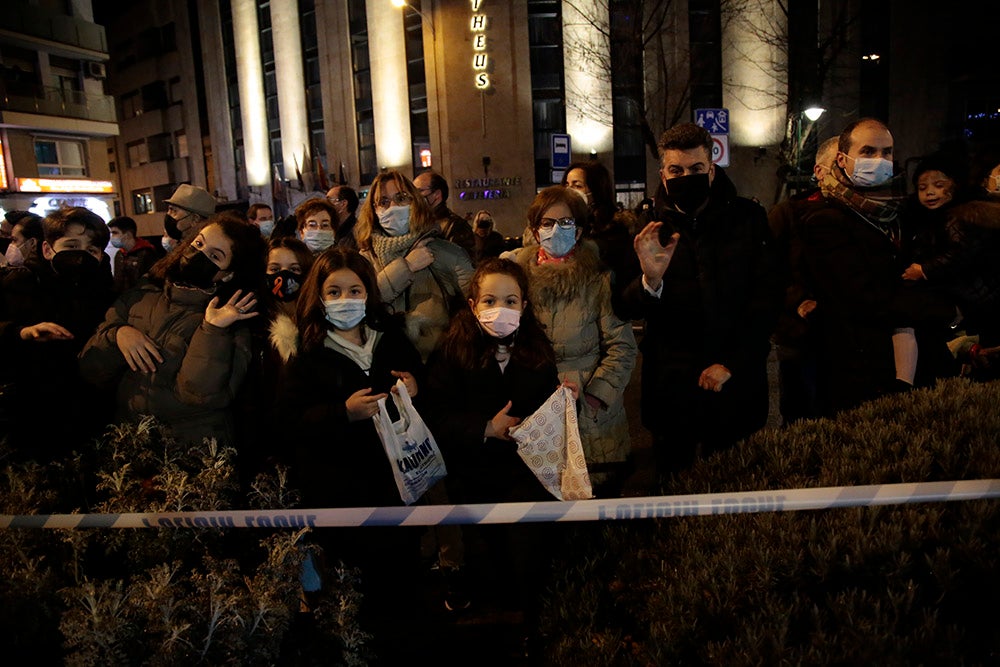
634, 221, 680, 292
205, 289, 258, 328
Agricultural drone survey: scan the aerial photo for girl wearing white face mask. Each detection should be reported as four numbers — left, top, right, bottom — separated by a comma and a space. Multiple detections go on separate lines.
357, 169, 475, 362
274, 247, 424, 634
425, 257, 574, 616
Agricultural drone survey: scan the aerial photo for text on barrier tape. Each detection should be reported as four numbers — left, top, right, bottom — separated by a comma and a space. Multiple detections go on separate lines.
1, 479, 998, 529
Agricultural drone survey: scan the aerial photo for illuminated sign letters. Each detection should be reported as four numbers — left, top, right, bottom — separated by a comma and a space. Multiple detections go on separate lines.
470, 0, 490, 90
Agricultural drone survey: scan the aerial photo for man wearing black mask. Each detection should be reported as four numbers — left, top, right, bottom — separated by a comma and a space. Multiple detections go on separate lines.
621, 122, 781, 481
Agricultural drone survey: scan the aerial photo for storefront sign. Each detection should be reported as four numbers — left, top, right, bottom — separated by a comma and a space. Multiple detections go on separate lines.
470, 0, 490, 90
455, 176, 521, 201
17, 178, 115, 194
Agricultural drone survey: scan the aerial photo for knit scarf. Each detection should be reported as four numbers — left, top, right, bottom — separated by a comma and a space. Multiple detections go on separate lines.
821, 169, 905, 245
370, 229, 422, 267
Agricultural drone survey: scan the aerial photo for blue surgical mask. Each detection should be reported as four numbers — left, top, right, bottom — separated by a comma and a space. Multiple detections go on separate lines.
110, 237, 125, 249
847, 156, 893, 188
257, 219, 275, 238
303, 229, 335, 253
378, 206, 411, 236
324, 298, 366, 330
537, 224, 577, 258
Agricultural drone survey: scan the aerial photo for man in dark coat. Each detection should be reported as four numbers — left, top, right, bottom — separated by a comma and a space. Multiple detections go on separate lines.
414, 170, 476, 260
798, 118, 955, 413
326, 184, 360, 249
623, 122, 781, 477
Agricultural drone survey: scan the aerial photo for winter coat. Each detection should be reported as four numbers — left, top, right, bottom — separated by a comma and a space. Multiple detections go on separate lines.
363, 230, 474, 361
0, 257, 115, 461
112, 237, 159, 294
514, 240, 636, 467
918, 199, 1000, 341
425, 344, 559, 504
622, 167, 781, 450
434, 203, 477, 260
800, 196, 955, 412
271, 319, 423, 509
78, 280, 253, 447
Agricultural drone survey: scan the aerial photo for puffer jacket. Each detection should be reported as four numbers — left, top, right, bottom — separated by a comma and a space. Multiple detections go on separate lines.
514, 240, 637, 466
363, 230, 474, 361
78, 280, 253, 447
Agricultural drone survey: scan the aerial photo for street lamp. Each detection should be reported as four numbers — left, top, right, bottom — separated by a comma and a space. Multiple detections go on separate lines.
803, 106, 826, 122
392, 0, 435, 38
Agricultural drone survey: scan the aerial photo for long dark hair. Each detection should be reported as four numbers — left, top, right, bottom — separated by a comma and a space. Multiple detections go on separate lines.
437, 258, 555, 370
294, 246, 394, 353
147, 212, 265, 301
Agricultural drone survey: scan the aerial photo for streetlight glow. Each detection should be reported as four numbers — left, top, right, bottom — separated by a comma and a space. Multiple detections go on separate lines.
804, 107, 826, 122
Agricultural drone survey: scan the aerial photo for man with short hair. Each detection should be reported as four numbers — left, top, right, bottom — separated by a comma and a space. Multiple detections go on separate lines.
799, 118, 954, 413
623, 122, 781, 478
413, 170, 475, 258
163, 183, 217, 242
108, 216, 158, 294
247, 203, 275, 238
326, 185, 359, 249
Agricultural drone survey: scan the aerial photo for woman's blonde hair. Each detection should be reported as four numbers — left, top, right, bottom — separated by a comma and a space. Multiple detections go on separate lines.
356, 170, 436, 250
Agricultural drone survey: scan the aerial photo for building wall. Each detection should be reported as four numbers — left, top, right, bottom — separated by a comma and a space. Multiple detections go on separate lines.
423, 0, 537, 235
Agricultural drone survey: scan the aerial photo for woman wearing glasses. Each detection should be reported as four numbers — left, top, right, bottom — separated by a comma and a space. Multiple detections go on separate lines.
513, 186, 637, 496
356, 169, 474, 361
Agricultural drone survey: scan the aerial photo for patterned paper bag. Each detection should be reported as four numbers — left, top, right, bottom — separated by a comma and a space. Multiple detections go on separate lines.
509, 386, 593, 500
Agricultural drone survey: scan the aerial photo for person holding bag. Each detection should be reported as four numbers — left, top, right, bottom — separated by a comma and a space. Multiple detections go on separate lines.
273, 247, 424, 655
425, 257, 575, 619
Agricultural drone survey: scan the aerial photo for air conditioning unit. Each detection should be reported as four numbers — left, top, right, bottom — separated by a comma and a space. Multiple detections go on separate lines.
85, 61, 106, 79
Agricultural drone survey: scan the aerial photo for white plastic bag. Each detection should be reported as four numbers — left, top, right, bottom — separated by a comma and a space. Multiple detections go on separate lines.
372, 379, 448, 505
509, 385, 593, 500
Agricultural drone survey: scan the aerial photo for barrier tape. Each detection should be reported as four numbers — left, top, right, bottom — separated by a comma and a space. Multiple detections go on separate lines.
2, 479, 998, 530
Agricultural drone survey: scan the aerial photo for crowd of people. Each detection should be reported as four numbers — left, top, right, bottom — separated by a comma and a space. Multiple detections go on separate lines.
2, 118, 999, 639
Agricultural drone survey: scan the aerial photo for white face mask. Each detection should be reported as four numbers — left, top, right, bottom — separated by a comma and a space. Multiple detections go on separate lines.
161, 236, 177, 253
324, 297, 366, 330
378, 206, 411, 236
257, 219, 275, 238
476, 306, 522, 338
303, 229, 336, 253
5, 241, 24, 267
846, 156, 893, 188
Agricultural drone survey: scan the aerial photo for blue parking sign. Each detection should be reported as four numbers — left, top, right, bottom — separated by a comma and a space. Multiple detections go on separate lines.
551, 133, 571, 169
694, 108, 729, 135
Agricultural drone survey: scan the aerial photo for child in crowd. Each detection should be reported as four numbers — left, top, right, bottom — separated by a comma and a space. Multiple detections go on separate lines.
0, 207, 115, 463
426, 257, 574, 617
273, 247, 424, 654
79, 212, 265, 448
234, 236, 314, 484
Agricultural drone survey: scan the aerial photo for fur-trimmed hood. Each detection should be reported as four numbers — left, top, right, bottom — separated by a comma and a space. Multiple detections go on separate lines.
514, 239, 606, 306
268, 312, 299, 362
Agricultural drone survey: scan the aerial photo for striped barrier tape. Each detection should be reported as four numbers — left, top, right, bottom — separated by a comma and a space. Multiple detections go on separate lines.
2, 479, 998, 529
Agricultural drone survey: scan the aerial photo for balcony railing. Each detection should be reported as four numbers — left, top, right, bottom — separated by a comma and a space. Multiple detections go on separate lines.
1, 85, 117, 124
0, 7, 107, 53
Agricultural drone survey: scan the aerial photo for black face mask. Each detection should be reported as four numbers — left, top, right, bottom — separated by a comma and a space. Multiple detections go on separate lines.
51, 249, 103, 284
164, 214, 182, 241
268, 270, 301, 302
666, 173, 711, 214
174, 245, 220, 289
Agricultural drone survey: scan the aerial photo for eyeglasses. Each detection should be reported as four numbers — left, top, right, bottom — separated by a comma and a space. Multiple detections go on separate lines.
328, 197, 344, 203
538, 217, 576, 230
375, 192, 414, 209
305, 220, 334, 230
